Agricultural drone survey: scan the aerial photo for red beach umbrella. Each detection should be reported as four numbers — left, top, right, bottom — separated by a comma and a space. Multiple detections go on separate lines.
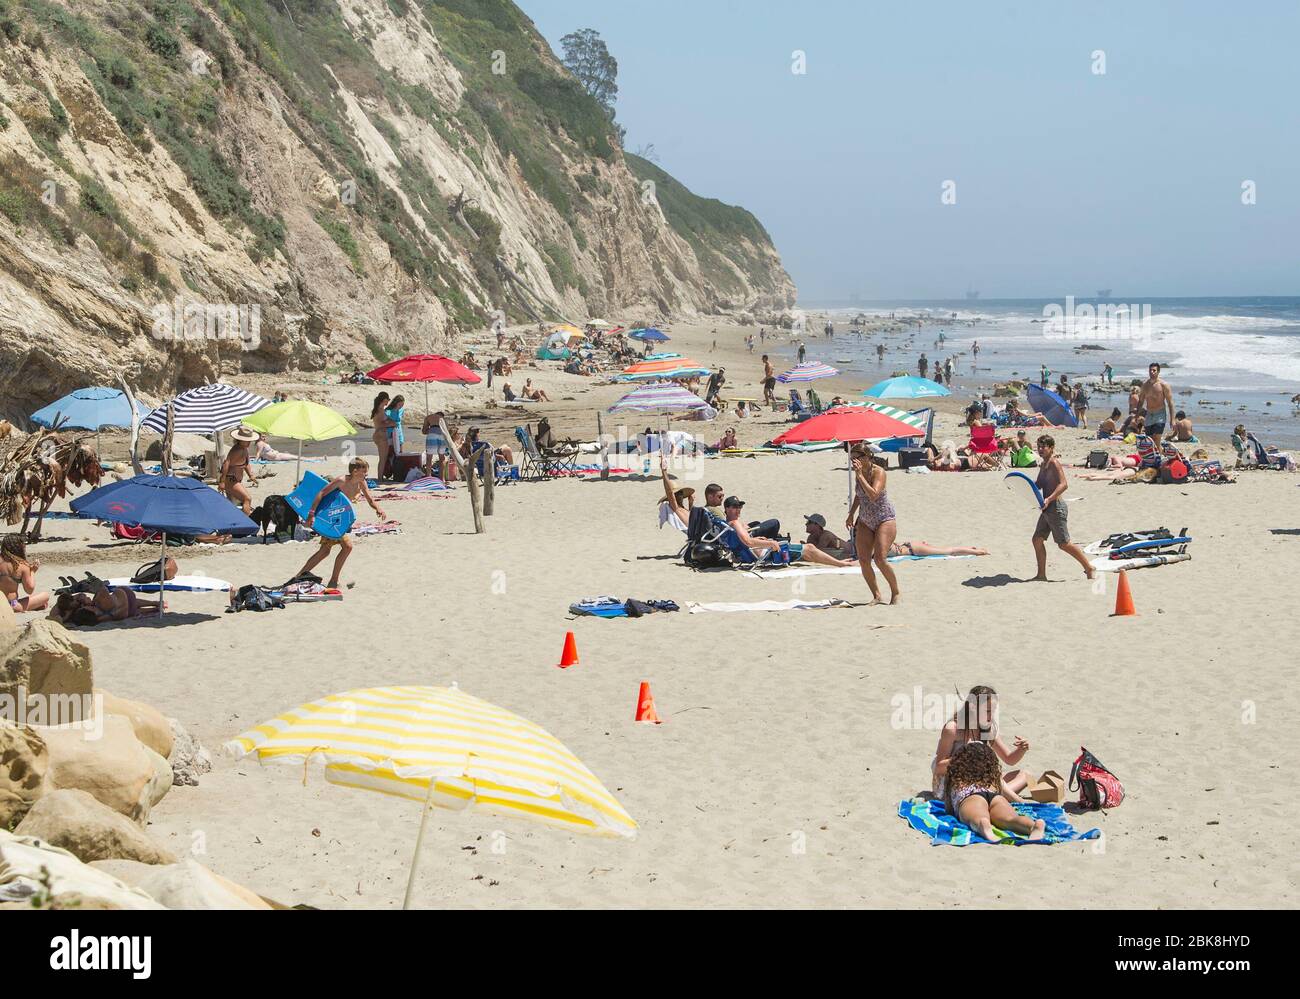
770, 406, 919, 446
367, 354, 482, 410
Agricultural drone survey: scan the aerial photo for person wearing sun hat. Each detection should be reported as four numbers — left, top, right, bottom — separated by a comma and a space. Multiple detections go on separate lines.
657, 456, 697, 532
219, 425, 260, 514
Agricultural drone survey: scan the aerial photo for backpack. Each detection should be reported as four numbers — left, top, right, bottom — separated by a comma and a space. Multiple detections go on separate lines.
1068, 746, 1125, 809
1011, 446, 1036, 468
1085, 449, 1109, 469
684, 541, 725, 569
227, 584, 285, 613
131, 557, 169, 584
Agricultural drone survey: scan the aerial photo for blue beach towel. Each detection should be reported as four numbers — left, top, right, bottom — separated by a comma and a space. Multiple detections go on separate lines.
897, 797, 1100, 846
570, 596, 628, 618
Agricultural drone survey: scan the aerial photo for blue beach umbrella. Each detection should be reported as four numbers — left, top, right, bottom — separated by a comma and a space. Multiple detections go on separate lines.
628, 327, 670, 342
31, 387, 150, 431
1027, 384, 1078, 428
72, 475, 257, 615
862, 376, 952, 400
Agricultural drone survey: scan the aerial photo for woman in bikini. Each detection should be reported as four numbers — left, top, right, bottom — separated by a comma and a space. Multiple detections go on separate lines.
944, 741, 1045, 842
1, 534, 49, 613
846, 442, 900, 605
931, 685, 1031, 801
370, 392, 393, 482
889, 540, 989, 558
220, 426, 259, 515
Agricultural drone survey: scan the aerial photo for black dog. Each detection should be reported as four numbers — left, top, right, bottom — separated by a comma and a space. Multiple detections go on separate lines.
249, 495, 299, 543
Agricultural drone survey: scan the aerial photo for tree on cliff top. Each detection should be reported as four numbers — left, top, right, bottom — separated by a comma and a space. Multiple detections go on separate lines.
560, 28, 618, 120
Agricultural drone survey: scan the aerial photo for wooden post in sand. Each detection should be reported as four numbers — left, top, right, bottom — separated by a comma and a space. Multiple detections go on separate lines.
116, 374, 145, 476
481, 447, 495, 516
438, 418, 484, 534
596, 412, 609, 480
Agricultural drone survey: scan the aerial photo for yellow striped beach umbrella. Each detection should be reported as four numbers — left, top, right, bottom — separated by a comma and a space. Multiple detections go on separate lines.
226, 685, 636, 906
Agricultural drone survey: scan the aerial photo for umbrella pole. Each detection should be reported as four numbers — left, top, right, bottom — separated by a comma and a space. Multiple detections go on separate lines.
159, 532, 166, 618
296, 439, 302, 487
402, 777, 439, 910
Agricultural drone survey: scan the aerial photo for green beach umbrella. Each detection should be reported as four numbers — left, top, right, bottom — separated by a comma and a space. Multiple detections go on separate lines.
241, 400, 356, 484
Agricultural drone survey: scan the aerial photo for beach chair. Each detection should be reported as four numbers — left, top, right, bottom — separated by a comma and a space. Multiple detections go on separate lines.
788, 390, 812, 421
806, 389, 826, 414
1134, 434, 1162, 469
514, 425, 577, 479
967, 424, 1003, 468
705, 512, 787, 570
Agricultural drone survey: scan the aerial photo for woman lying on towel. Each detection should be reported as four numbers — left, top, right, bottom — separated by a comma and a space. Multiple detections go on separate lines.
944, 741, 1045, 842
49, 583, 162, 627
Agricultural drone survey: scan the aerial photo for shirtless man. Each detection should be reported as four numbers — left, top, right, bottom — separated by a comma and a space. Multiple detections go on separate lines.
761, 355, 776, 408
294, 458, 386, 589
1172, 410, 1195, 442
1030, 435, 1094, 581
725, 497, 854, 568
1138, 362, 1174, 446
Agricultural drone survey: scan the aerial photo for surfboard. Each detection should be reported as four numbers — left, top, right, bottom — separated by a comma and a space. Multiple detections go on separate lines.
106, 575, 230, 593
1003, 471, 1044, 509
1084, 530, 1190, 556
1090, 553, 1191, 572
286, 471, 355, 539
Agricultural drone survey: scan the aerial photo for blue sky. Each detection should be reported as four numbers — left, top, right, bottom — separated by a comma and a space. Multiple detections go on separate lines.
519, 0, 1300, 301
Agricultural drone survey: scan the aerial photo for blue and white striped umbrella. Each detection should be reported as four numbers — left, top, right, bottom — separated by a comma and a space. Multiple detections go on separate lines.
141, 383, 270, 435
777, 361, 839, 383
608, 382, 717, 419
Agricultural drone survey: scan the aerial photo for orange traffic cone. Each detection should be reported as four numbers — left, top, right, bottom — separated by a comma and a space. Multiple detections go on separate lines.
635, 681, 661, 723
1112, 569, 1136, 617
558, 631, 579, 668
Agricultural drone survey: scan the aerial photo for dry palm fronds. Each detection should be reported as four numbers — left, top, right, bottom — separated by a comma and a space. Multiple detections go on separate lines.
0, 428, 100, 539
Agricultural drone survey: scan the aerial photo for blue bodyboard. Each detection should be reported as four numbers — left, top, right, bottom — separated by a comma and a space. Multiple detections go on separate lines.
1003, 471, 1045, 509
286, 471, 355, 539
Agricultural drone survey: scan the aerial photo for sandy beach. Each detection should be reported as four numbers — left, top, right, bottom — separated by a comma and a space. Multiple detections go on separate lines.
9, 319, 1296, 909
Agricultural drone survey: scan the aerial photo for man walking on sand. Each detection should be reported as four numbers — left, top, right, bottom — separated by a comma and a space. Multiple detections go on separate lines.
1138, 361, 1175, 447
1030, 436, 1094, 581
295, 458, 386, 589
761, 354, 776, 408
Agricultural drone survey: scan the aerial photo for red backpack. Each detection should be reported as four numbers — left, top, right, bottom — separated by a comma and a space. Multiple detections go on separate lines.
1068, 747, 1125, 809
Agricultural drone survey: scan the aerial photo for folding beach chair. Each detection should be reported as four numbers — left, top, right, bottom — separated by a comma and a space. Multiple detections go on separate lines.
705, 512, 787, 571
967, 424, 1003, 468
788, 390, 811, 421
806, 389, 826, 414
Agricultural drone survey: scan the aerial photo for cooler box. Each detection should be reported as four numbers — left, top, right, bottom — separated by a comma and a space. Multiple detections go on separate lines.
899, 447, 928, 469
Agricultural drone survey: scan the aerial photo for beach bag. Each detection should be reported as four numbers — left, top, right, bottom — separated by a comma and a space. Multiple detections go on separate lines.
131, 557, 167, 584
1068, 747, 1125, 810
1085, 449, 1109, 469
228, 584, 284, 613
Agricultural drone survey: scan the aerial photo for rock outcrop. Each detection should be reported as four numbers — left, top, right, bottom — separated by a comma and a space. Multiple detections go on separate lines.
15, 788, 176, 865
0, 619, 94, 708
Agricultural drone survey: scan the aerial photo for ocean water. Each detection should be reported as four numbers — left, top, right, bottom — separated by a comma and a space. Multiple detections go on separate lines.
798, 297, 1300, 443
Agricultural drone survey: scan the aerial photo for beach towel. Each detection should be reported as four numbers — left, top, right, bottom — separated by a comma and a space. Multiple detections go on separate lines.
353, 520, 402, 536
897, 797, 1100, 846
687, 598, 852, 613
747, 556, 973, 579
569, 597, 680, 618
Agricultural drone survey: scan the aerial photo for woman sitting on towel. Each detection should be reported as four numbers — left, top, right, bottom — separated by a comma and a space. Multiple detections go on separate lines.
1, 534, 49, 613
944, 742, 1045, 842
931, 686, 1031, 802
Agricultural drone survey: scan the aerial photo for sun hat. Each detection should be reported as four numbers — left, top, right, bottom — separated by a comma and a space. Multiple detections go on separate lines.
657, 486, 695, 505
230, 426, 259, 443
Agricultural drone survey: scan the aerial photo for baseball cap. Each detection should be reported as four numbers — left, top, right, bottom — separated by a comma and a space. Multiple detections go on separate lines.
804, 513, 827, 528
723, 495, 745, 508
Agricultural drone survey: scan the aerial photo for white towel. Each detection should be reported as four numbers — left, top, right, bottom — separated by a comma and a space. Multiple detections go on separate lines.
686, 598, 850, 613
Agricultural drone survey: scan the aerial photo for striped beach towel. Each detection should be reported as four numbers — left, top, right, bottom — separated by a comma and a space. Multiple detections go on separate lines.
897, 797, 1100, 846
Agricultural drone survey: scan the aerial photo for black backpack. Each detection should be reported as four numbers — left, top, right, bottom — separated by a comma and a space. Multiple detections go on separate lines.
684, 541, 725, 569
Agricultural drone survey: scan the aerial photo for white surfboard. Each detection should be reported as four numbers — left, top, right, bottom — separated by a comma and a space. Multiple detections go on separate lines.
105, 575, 231, 593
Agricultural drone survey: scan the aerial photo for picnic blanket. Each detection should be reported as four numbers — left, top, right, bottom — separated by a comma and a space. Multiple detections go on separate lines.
897, 797, 1100, 846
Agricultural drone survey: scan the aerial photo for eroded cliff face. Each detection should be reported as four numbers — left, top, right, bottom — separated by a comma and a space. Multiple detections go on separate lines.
0, 0, 794, 417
